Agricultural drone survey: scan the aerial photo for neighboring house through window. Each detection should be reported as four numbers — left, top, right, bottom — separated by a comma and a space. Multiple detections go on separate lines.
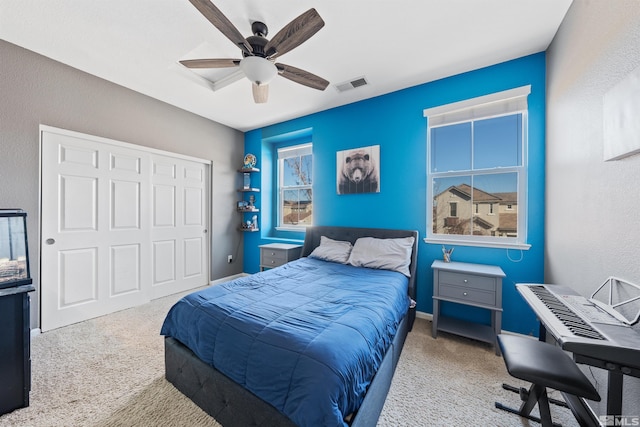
424, 86, 530, 248
277, 143, 313, 230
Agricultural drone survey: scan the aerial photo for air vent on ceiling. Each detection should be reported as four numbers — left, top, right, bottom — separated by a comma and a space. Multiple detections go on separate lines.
335, 76, 369, 92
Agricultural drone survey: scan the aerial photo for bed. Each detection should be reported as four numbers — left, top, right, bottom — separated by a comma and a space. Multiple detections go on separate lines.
161, 226, 418, 427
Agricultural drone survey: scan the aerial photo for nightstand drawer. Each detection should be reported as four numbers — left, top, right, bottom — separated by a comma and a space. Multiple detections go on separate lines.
261, 249, 287, 262
261, 253, 287, 268
439, 271, 496, 292
438, 284, 496, 306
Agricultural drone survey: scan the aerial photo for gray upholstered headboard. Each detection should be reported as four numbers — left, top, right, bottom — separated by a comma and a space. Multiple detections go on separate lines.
300, 226, 419, 302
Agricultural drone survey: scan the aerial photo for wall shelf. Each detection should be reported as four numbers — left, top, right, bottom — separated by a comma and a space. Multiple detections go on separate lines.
237, 167, 259, 232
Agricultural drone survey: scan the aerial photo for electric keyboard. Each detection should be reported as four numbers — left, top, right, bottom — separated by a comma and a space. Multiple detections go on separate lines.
517, 283, 640, 422
517, 284, 640, 370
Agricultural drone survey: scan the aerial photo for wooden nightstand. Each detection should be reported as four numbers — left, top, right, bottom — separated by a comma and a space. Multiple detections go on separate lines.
431, 260, 505, 355
259, 243, 302, 271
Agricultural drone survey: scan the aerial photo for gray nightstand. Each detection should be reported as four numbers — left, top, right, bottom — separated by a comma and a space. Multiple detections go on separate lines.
259, 243, 302, 271
431, 260, 505, 355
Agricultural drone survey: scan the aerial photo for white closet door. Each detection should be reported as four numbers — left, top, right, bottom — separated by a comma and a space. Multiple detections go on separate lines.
150, 154, 208, 299
40, 127, 210, 331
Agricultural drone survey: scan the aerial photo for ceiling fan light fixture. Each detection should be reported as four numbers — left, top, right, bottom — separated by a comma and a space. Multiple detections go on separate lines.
240, 56, 277, 85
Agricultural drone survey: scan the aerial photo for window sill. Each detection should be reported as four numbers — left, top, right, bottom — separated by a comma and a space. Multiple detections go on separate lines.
275, 226, 308, 232
423, 237, 531, 251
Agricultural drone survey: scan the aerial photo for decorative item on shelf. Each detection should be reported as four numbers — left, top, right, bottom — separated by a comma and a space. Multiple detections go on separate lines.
252, 215, 258, 229
237, 200, 258, 212
243, 173, 251, 189
243, 153, 257, 169
249, 194, 255, 207
240, 219, 258, 232
442, 245, 454, 263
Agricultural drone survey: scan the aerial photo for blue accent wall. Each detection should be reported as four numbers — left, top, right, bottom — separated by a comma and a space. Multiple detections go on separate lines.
243, 53, 546, 336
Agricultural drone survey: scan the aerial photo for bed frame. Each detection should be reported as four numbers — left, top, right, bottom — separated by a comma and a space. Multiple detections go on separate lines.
165, 226, 418, 427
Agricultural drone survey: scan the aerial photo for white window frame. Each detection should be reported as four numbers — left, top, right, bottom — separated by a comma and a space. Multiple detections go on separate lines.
276, 143, 313, 231
424, 86, 531, 250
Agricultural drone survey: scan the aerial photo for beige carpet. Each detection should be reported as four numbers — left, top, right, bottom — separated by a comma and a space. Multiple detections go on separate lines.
0, 288, 579, 427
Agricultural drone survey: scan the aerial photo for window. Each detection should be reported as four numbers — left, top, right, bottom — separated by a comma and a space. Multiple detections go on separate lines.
277, 143, 313, 229
450, 202, 457, 217
424, 86, 530, 248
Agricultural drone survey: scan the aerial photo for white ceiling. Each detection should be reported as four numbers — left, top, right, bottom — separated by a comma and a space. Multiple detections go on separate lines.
0, 0, 572, 132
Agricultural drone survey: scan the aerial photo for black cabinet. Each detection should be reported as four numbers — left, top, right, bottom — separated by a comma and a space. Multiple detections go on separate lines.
0, 284, 34, 415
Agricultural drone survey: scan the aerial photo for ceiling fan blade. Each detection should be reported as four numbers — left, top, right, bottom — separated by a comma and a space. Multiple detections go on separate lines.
276, 63, 329, 91
188, 0, 252, 54
264, 8, 324, 60
252, 83, 269, 103
180, 58, 241, 69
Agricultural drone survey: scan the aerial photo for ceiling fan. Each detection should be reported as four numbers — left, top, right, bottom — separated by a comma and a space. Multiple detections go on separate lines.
181, 0, 330, 103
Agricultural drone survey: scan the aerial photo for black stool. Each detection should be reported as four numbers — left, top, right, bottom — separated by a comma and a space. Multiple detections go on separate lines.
495, 334, 601, 427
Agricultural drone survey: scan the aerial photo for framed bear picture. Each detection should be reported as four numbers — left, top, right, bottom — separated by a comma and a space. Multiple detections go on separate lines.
336, 145, 380, 194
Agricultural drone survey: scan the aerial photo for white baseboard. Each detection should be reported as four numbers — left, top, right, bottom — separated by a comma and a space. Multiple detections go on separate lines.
416, 310, 433, 321
209, 273, 248, 286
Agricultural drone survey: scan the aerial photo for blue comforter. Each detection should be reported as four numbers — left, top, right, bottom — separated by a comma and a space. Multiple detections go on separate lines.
161, 257, 409, 427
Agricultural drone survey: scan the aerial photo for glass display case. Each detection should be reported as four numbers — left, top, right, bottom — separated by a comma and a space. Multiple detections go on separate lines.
0, 209, 34, 415
0, 209, 31, 289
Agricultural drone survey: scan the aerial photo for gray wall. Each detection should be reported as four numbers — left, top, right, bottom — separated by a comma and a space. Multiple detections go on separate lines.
0, 39, 245, 328
546, 0, 640, 415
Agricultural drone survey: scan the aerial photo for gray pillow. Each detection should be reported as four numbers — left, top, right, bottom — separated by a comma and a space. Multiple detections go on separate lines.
348, 236, 415, 276
308, 236, 353, 264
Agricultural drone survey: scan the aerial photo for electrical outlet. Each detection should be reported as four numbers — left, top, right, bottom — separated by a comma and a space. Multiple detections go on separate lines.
227, 255, 233, 264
